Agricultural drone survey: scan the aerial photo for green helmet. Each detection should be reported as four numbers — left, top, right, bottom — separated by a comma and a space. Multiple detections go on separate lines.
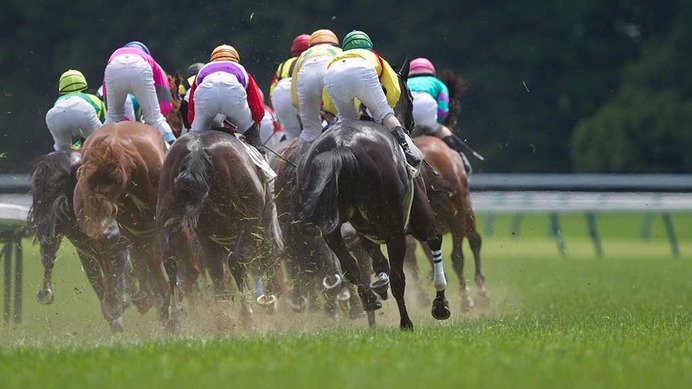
59, 69, 88, 95
342, 30, 373, 51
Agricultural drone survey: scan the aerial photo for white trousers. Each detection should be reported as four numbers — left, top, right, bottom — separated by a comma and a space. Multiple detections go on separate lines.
271, 78, 301, 140
104, 54, 173, 138
411, 91, 440, 132
324, 57, 394, 124
295, 56, 331, 142
191, 72, 253, 133
260, 108, 284, 151
45, 96, 102, 152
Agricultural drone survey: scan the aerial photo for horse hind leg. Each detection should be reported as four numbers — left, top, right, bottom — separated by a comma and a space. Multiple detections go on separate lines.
229, 232, 253, 328
76, 250, 105, 302
386, 234, 414, 330
36, 236, 61, 305
324, 230, 381, 328
449, 231, 474, 312
467, 229, 488, 306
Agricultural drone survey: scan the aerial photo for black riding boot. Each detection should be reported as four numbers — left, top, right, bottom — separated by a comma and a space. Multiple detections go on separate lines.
441, 135, 473, 174
244, 123, 265, 156
390, 126, 422, 167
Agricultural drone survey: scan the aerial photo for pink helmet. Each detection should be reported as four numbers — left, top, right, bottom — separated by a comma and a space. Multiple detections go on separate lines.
409, 57, 436, 77
290, 34, 311, 56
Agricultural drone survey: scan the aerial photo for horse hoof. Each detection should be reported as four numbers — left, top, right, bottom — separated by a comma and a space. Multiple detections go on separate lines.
322, 274, 342, 290
36, 289, 54, 305
476, 291, 490, 307
166, 319, 181, 334
109, 317, 124, 333
288, 295, 308, 313
256, 294, 278, 314
370, 272, 390, 300
362, 289, 382, 311
432, 297, 451, 320
131, 291, 153, 314
400, 319, 414, 331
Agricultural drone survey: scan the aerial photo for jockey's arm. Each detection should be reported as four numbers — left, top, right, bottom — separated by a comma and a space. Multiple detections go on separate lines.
246, 75, 265, 126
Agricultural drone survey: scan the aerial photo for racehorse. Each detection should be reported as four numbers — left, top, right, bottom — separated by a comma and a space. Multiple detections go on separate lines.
157, 129, 283, 332
166, 73, 184, 138
295, 62, 450, 330
270, 139, 364, 319
28, 151, 106, 305
73, 121, 169, 331
407, 69, 487, 310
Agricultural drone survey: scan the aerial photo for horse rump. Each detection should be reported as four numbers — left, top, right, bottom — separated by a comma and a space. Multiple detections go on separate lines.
28, 151, 77, 240
165, 144, 213, 231
297, 146, 359, 236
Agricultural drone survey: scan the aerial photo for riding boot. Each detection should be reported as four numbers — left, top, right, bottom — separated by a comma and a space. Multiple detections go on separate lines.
244, 123, 265, 156
390, 126, 422, 167
441, 135, 473, 175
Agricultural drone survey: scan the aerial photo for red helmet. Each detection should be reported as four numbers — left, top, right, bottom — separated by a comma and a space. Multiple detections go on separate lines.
290, 34, 311, 56
409, 57, 436, 77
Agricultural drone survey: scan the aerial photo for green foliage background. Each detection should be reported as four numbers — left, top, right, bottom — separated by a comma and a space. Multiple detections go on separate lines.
1, 0, 691, 173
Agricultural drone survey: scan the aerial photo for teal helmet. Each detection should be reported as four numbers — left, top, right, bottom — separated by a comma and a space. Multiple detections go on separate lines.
342, 30, 373, 51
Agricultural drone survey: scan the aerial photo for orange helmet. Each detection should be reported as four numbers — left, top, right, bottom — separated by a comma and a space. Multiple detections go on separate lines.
210, 44, 240, 63
309, 29, 339, 47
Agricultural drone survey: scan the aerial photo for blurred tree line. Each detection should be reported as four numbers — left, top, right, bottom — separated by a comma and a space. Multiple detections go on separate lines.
1, 0, 690, 173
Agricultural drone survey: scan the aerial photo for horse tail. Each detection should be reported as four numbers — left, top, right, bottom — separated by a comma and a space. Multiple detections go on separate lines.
440, 69, 469, 129
77, 141, 138, 238
168, 143, 212, 231
298, 146, 359, 235
27, 152, 76, 240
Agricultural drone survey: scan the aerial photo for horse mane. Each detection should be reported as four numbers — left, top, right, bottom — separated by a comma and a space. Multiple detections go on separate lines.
298, 145, 359, 235
165, 140, 212, 231
27, 151, 77, 240
76, 138, 141, 238
439, 69, 469, 129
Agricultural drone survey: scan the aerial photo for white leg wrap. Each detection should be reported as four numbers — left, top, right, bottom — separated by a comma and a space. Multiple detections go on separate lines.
431, 250, 447, 292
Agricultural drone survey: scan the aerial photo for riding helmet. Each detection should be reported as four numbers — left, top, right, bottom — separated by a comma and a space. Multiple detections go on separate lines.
58, 69, 88, 95
290, 34, 311, 56
210, 45, 240, 63
125, 41, 151, 55
342, 30, 373, 51
308, 29, 339, 47
409, 57, 436, 77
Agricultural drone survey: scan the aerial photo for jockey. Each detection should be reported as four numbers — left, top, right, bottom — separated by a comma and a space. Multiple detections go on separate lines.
103, 41, 176, 146
322, 30, 422, 167
186, 44, 266, 154
96, 85, 141, 123
290, 29, 342, 144
45, 69, 105, 152
269, 33, 310, 140
179, 62, 204, 130
407, 57, 472, 172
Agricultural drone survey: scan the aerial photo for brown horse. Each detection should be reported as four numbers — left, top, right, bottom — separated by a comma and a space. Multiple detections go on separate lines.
405, 68, 487, 310
408, 136, 487, 309
28, 150, 107, 305
166, 73, 184, 138
157, 130, 283, 332
270, 139, 365, 319
296, 63, 451, 330
74, 121, 169, 331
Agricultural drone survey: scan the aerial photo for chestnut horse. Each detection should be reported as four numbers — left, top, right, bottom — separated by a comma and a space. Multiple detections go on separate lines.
157, 130, 284, 332
74, 121, 169, 331
405, 69, 487, 310
296, 64, 451, 330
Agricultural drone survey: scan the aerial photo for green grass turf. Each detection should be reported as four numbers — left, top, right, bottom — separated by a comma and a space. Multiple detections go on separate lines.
0, 213, 690, 388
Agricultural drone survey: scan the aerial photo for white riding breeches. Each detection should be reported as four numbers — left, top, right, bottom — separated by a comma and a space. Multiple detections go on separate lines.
45, 96, 102, 152
411, 91, 440, 132
260, 108, 284, 151
190, 72, 254, 133
324, 57, 394, 124
295, 56, 331, 143
104, 54, 173, 138
270, 78, 301, 140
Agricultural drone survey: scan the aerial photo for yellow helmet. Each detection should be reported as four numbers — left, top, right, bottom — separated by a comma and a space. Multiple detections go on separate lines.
309, 29, 339, 47
59, 69, 88, 95
210, 44, 240, 63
